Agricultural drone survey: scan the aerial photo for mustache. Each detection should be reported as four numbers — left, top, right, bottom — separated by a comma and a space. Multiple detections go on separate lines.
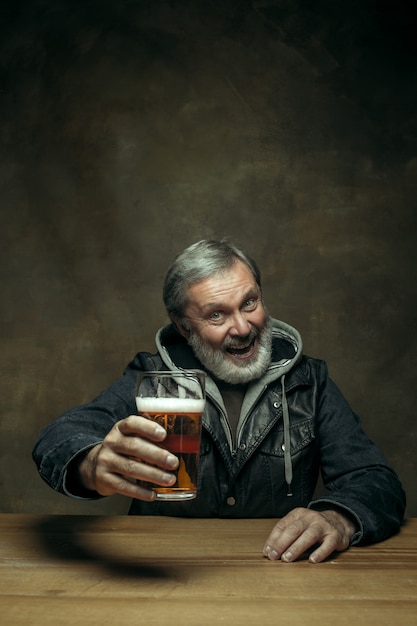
222, 328, 258, 350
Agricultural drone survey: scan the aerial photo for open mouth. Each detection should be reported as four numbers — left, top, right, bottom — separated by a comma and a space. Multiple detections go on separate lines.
226, 338, 257, 359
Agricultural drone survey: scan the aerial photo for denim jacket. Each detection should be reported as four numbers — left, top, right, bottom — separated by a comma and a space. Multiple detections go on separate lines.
33, 319, 405, 545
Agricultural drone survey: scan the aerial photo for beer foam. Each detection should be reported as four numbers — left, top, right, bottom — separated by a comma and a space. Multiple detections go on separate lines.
136, 397, 205, 413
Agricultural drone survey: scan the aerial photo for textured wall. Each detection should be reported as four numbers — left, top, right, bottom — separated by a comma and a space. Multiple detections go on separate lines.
1, 0, 416, 516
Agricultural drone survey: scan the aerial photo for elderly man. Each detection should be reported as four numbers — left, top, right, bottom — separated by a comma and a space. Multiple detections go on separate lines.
33, 239, 405, 563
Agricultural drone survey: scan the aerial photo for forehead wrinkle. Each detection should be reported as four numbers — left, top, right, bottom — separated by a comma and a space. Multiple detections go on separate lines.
184, 261, 260, 318
187, 283, 260, 318
199, 287, 259, 315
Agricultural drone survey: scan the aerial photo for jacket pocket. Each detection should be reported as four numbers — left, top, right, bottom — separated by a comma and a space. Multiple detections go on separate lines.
255, 419, 319, 507
258, 419, 315, 457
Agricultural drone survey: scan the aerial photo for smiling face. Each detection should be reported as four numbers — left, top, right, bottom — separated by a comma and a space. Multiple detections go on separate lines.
177, 260, 272, 384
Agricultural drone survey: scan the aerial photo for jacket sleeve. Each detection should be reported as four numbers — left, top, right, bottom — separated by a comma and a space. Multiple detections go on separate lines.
308, 361, 406, 545
32, 353, 148, 499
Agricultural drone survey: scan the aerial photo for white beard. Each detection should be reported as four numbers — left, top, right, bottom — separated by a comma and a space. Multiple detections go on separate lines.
187, 316, 273, 384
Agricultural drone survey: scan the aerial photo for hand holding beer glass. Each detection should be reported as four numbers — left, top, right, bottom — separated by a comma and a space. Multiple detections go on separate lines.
135, 371, 206, 500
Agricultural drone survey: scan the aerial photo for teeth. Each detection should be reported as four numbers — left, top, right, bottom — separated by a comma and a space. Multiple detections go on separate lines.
226, 338, 256, 356
228, 344, 251, 354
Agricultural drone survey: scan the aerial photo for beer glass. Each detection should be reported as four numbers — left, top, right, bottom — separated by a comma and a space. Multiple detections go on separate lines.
135, 370, 206, 500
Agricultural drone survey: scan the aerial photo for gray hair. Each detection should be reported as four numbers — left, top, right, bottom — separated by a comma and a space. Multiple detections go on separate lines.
163, 239, 262, 320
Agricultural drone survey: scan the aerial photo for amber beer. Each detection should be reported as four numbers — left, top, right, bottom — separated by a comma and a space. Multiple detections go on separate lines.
135, 371, 206, 500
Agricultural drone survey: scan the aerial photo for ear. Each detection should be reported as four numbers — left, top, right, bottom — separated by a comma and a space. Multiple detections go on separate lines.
172, 316, 190, 339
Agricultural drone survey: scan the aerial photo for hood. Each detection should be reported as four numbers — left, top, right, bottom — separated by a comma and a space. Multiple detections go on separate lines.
155, 318, 303, 496
155, 317, 302, 373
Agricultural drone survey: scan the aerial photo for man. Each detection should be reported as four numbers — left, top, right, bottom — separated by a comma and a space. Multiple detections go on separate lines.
33, 239, 405, 563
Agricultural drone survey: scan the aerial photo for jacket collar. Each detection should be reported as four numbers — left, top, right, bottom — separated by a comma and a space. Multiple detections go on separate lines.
155, 318, 308, 393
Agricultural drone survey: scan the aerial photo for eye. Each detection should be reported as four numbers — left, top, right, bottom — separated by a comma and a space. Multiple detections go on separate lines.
242, 298, 257, 311
207, 310, 226, 325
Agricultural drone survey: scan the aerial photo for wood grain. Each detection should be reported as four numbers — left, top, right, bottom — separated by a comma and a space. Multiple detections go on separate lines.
1, 515, 415, 625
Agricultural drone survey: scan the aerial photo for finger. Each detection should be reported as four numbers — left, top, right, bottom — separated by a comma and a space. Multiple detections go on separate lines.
308, 538, 338, 564
99, 440, 178, 483
104, 424, 179, 471
94, 450, 177, 497
120, 435, 179, 469
278, 525, 324, 562
118, 415, 167, 441
115, 454, 177, 486
263, 508, 350, 563
97, 471, 157, 501
264, 526, 318, 562
263, 512, 307, 560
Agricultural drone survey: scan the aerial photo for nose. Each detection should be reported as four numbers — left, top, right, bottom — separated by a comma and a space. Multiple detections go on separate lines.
229, 311, 251, 336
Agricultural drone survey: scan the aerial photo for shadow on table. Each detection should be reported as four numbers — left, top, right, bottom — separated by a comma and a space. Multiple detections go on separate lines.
31, 515, 183, 580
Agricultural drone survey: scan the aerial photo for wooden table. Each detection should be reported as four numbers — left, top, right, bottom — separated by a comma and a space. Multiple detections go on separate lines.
0, 515, 416, 625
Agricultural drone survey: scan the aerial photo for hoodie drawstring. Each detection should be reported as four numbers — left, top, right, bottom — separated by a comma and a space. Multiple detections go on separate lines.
281, 375, 293, 496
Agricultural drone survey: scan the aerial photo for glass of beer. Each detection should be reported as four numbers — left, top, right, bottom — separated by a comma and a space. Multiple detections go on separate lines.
135, 370, 206, 500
